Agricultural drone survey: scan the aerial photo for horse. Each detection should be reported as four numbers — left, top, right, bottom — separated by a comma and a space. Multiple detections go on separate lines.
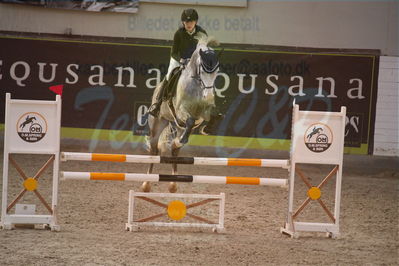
142, 34, 221, 193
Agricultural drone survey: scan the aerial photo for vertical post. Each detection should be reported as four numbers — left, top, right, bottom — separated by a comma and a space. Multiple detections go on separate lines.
286, 103, 299, 231
333, 106, 346, 237
127, 190, 134, 226
1, 94, 11, 228
51, 95, 62, 230
218, 193, 225, 231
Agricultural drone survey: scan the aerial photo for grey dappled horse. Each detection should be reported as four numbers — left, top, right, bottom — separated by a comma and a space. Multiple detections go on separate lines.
142, 35, 221, 192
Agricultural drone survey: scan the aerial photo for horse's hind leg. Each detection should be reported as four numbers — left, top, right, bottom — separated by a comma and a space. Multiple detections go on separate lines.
141, 146, 157, 192
141, 117, 168, 192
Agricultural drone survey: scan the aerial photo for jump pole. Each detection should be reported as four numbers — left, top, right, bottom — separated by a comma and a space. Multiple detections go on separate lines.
61, 152, 289, 169
60, 171, 288, 187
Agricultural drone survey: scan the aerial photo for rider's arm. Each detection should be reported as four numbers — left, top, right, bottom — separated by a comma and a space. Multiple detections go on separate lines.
171, 30, 181, 61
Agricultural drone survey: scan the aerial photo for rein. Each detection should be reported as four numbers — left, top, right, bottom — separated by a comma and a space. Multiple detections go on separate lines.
191, 65, 217, 90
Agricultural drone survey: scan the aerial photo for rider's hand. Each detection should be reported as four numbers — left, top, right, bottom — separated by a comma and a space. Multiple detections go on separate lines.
180, 58, 190, 66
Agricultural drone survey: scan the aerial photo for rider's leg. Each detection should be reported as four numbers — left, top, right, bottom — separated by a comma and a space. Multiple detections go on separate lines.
166, 57, 180, 80
148, 58, 180, 117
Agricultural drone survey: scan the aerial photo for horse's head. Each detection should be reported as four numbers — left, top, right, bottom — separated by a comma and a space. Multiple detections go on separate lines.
199, 49, 219, 73
191, 47, 220, 101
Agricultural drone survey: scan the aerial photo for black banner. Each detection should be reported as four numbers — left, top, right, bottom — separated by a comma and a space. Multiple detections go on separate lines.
0, 36, 379, 154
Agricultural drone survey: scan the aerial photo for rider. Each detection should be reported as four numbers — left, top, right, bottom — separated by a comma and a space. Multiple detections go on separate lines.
148, 8, 207, 117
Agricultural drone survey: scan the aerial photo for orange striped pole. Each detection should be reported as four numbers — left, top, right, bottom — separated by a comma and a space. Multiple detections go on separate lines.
61, 171, 288, 187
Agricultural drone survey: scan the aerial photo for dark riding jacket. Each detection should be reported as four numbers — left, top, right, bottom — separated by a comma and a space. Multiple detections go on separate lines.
171, 25, 207, 61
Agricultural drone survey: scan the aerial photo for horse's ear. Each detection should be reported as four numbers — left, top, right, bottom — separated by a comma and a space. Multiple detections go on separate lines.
217, 48, 224, 59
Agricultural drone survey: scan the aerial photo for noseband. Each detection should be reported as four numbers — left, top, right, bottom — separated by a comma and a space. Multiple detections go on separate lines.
192, 66, 217, 89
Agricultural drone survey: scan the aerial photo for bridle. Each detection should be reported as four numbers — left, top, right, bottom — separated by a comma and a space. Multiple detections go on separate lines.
192, 56, 219, 90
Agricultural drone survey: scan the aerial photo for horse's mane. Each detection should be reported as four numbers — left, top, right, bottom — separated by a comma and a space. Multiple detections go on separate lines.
187, 33, 220, 76
195, 32, 220, 48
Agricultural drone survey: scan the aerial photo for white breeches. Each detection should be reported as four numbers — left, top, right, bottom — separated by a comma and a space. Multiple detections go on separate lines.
166, 57, 180, 80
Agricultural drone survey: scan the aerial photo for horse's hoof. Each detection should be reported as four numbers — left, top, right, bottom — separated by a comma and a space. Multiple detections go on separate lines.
168, 182, 178, 193
199, 125, 209, 136
141, 182, 151, 192
180, 135, 189, 144
173, 139, 184, 148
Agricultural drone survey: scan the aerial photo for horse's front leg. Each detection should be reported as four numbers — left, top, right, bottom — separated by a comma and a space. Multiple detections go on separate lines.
179, 117, 195, 145
168, 142, 181, 193
141, 148, 156, 193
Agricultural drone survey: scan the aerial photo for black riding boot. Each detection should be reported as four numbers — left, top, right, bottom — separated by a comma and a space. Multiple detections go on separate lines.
148, 79, 168, 117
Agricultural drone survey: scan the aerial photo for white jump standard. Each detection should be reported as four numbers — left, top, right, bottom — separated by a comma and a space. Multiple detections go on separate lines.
1, 93, 347, 238
280, 103, 346, 238
1, 93, 61, 231
126, 191, 225, 233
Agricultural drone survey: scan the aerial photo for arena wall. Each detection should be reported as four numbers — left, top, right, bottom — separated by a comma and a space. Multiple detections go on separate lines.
0, 0, 398, 156
374, 56, 399, 156
0, 1, 397, 55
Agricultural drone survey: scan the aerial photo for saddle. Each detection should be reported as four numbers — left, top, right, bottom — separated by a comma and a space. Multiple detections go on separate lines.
162, 67, 182, 102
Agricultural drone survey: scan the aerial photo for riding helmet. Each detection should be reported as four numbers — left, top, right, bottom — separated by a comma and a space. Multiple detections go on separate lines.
181, 9, 199, 22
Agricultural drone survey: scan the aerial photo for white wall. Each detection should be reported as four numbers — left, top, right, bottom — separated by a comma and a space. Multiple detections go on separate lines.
374, 56, 399, 156
0, 1, 397, 55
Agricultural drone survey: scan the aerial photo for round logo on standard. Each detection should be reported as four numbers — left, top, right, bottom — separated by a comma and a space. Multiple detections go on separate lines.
16, 112, 47, 143
304, 123, 333, 153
